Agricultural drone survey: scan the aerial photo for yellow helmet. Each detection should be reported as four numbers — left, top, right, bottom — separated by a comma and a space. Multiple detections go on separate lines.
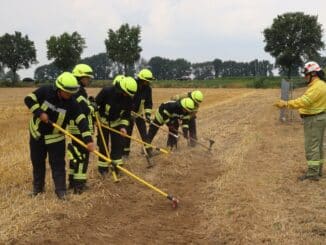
137, 68, 154, 82
112, 74, 125, 85
180, 98, 195, 112
119, 76, 137, 97
190, 90, 204, 104
55, 72, 80, 94
72, 64, 94, 78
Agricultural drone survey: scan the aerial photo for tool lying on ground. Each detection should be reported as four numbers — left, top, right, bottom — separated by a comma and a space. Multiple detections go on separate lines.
95, 113, 118, 182
131, 111, 179, 139
99, 123, 169, 155
132, 111, 215, 151
50, 120, 179, 208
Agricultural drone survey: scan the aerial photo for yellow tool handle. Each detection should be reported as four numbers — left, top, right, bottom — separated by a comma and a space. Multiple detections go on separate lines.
100, 123, 169, 154
50, 121, 173, 200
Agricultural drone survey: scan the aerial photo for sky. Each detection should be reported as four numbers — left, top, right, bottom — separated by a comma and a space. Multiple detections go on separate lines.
1, 0, 326, 78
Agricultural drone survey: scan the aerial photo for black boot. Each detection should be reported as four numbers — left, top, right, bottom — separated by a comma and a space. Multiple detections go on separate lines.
98, 167, 109, 177
29, 188, 44, 197
55, 190, 68, 200
298, 167, 320, 181
319, 163, 323, 177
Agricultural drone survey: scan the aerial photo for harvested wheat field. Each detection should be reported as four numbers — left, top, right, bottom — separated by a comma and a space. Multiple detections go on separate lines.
0, 87, 325, 244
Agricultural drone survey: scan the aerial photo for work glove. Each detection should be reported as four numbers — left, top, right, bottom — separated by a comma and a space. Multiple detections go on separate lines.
274, 100, 288, 108
88, 96, 98, 111
145, 112, 151, 123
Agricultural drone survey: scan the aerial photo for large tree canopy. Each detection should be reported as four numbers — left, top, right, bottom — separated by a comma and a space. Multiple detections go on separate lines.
0, 31, 37, 82
46, 32, 86, 71
105, 23, 142, 75
263, 12, 324, 78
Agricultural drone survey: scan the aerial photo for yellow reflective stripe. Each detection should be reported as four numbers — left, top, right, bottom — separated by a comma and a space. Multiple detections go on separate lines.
98, 161, 109, 167
74, 172, 86, 180
105, 104, 111, 115
76, 114, 86, 124
40, 102, 48, 111
76, 95, 89, 104
145, 108, 152, 114
81, 131, 92, 138
155, 111, 164, 124
307, 160, 320, 166
100, 116, 108, 125
29, 118, 41, 139
74, 163, 86, 180
67, 150, 74, 160
110, 119, 129, 128
44, 134, 65, 144
30, 104, 40, 113
88, 115, 94, 134
112, 159, 123, 165
163, 109, 172, 117
69, 168, 75, 175
28, 93, 38, 102
182, 124, 189, 128
53, 112, 65, 134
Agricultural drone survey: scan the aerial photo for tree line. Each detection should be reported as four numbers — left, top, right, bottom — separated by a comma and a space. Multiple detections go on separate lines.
0, 12, 325, 83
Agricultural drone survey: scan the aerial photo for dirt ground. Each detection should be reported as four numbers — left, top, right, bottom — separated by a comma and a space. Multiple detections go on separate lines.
0, 87, 325, 244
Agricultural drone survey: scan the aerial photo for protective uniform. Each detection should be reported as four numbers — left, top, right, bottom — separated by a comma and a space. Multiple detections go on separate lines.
275, 61, 326, 180
123, 69, 154, 156
95, 76, 137, 175
170, 90, 204, 147
145, 98, 195, 154
24, 72, 93, 199
67, 64, 95, 193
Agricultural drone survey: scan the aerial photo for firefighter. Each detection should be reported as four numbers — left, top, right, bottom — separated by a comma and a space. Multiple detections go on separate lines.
123, 69, 154, 157
95, 76, 137, 176
24, 72, 95, 200
145, 97, 196, 155
170, 90, 204, 148
67, 64, 95, 194
274, 61, 326, 181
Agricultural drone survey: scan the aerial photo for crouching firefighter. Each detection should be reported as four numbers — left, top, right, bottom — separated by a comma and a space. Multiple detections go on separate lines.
24, 72, 95, 200
67, 64, 95, 194
95, 76, 137, 177
123, 68, 154, 157
170, 90, 204, 147
144, 98, 196, 154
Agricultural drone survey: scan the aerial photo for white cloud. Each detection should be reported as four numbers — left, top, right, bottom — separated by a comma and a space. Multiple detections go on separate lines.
0, 0, 325, 77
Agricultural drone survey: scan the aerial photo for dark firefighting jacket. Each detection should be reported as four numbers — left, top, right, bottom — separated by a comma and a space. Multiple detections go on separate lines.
132, 79, 153, 117
68, 85, 94, 135
155, 100, 191, 128
95, 86, 132, 128
24, 85, 92, 144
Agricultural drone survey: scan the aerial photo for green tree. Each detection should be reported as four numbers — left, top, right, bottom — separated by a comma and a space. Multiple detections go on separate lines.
105, 23, 142, 75
46, 32, 86, 71
263, 12, 324, 78
0, 31, 37, 82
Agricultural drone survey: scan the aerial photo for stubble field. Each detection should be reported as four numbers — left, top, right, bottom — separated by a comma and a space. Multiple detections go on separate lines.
0, 87, 325, 244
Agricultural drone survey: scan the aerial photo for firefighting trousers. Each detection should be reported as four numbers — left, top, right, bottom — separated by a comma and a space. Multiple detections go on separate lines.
97, 125, 125, 172
303, 113, 326, 175
68, 135, 90, 184
29, 135, 66, 192
124, 117, 147, 155
97, 126, 110, 172
189, 117, 197, 146
167, 119, 179, 148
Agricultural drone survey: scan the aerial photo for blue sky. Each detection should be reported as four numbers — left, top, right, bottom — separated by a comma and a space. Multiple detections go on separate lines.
1, 0, 325, 78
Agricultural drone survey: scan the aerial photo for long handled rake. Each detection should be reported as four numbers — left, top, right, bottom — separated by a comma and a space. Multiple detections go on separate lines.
95, 113, 118, 182
50, 121, 179, 208
132, 111, 215, 151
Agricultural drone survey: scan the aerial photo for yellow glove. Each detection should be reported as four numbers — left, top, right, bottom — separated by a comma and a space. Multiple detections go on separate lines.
274, 100, 288, 108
